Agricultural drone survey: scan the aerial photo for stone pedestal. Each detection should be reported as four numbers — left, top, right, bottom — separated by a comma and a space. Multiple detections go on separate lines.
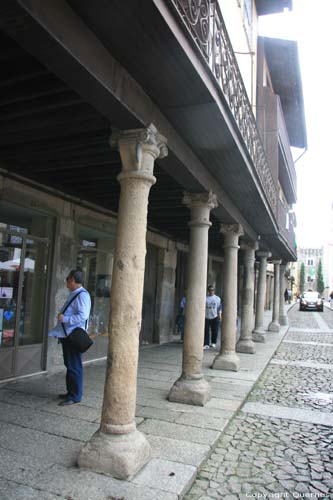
268, 260, 281, 333
212, 224, 243, 371
252, 251, 271, 343
78, 125, 167, 479
169, 192, 218, 406
236, 242, 258, 354
279, 263, 288, 326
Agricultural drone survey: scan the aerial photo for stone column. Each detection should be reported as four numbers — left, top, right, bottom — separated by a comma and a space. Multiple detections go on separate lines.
78, 125, 167, 479
268, 260, 281, 332
155, 247, 178, 344
236, 242, 258, 354
268, 274, 274, 309
168, 192, 218, 406
212, 224, 244, 371
252, 251, 271, 342
279, 263, 288, 326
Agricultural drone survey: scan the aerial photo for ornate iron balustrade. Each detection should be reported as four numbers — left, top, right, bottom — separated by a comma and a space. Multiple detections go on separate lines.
169, 0, 277, 210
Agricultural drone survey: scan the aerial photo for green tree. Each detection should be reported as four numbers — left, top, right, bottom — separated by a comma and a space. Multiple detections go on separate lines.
299, 262, 305, 293
317, 258, 324, 294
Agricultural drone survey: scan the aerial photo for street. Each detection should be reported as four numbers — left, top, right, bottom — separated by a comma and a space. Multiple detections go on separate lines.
185, 306, 333, 499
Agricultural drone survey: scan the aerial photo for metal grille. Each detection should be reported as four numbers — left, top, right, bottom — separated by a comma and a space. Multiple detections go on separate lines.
170, 0, 277, 210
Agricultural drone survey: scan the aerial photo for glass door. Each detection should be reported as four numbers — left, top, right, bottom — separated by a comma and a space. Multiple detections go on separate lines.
0, 229, 49, 379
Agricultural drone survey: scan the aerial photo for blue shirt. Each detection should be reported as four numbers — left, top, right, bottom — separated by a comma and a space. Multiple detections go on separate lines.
48, 287, 91, 339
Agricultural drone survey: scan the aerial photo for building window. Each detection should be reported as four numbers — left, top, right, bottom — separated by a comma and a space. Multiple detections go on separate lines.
307, 259, 314, 266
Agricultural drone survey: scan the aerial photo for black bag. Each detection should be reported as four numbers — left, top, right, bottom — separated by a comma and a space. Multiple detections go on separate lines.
66, 327, 93, 353
61, 290, 93, 353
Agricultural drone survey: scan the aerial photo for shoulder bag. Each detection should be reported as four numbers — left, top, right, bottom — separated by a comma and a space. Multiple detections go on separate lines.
61, 290, 93, 353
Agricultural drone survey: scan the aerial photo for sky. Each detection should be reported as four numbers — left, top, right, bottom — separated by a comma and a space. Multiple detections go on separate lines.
258, 0, 333, 248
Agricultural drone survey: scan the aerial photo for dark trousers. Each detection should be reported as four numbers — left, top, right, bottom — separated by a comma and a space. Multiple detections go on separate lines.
61, 337, 83, 402
204, 317, 219, 345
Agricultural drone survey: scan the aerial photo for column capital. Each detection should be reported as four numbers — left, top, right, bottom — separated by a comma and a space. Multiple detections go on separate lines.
110, 124, 168, 176
256, 251, 272, 259
272, 259, 282, 265
220, 223, 244, 238
240, 241, 259, 252
183, 191, 218, 228
182, 191, 218, 210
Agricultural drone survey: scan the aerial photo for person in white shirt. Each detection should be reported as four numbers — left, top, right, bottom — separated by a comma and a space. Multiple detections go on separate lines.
204, 285, 222, 349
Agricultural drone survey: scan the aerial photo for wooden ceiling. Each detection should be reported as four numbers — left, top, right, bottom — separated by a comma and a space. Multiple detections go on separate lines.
0, 32, 226, 250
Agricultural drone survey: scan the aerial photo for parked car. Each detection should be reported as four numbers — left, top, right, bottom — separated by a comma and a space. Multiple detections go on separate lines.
299, 291, 324, 312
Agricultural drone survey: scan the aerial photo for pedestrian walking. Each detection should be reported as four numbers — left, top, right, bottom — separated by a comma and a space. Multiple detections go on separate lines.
49, 269, 91, 406
330, 290, 333, 309
284, 288, 289, 304
204, 285, 222, 349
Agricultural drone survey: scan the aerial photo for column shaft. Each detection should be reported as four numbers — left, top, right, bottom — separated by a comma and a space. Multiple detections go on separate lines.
212, 224, 243, 371
236, 243, 257, 354
279, 263, 288, 326
268, 260, 281, 332
253, 251, 271, 342
169, 192, 217, 406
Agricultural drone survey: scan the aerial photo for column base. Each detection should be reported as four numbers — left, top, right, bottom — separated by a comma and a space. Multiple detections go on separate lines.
211, 351, 240, 371
252, 329, 266, 343
77, 428, 151, 480
168, 375, 211, 406
236, 339, 256, 354
279, 316, 288, 326
268, 321, 280, 332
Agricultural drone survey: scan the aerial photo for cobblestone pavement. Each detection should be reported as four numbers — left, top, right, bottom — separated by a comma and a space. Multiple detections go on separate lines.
274, 343, 333, 364
322, 309, 333, 329
185, 307, 333, 499
286, 331, 333, 344
287, 308, 319, 329
249, 365, 333, 412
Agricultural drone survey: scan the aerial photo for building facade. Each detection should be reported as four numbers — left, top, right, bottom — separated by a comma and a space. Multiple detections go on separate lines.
297, 247, 323, 293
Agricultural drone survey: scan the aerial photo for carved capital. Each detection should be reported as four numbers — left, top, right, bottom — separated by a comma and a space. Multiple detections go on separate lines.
183, 191, 217, 228
272, 259, 282, 266
220, 223, 244, 238
240, 241, 259, 252
182, 191, 218, 210
110, 124, 168, 176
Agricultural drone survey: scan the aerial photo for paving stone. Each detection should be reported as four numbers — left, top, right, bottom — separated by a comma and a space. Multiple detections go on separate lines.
138, 418, 220, 446
146, 434, 210, 467
28, 463, 178, 500
0, 400, 99, 441
0, 481, 68, 500
132, 458, 196, 496
0, 421, 81, 466
175, 412, 227, 431
0, 447, 53, 483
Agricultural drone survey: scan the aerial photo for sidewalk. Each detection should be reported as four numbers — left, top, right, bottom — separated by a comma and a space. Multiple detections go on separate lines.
0, 307, 294, 500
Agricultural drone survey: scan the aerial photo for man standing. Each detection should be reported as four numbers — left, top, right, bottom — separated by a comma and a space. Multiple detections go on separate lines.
204, 285, 222, 349
49, 269, 91, 406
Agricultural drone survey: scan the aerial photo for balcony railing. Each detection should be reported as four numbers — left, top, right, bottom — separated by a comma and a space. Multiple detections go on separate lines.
169, 0, 277, 210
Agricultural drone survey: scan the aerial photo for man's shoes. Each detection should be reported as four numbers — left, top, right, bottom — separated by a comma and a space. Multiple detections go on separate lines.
58, 393, 70, 399
203, 345, 210, 350
211, 343, 216, 348
58, 399, 81, 406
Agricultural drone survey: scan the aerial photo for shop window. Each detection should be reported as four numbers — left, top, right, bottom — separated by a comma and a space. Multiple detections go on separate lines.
77, 233, 115, 340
